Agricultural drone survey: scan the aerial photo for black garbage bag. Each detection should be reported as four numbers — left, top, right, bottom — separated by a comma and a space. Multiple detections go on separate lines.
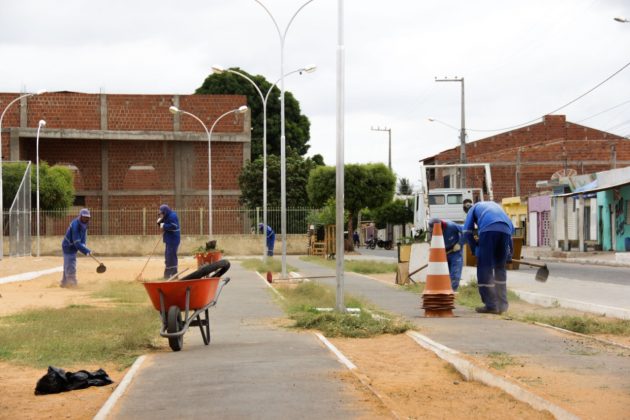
35, 366, 113, 395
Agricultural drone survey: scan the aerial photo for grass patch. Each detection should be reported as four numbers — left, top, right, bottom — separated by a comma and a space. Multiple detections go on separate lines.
487, 352, 518, 369
455, 281, 520, 309
241, 257, 297, 274
92, 280, 151, 304
277, 282, 412, 338
0, 282, 161, 369
520, 314, 630, 336
300, 256, 397, 274
402, 282, 425, 294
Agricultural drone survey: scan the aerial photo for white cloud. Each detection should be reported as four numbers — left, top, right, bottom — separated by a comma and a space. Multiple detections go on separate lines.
2, 0, 630, 188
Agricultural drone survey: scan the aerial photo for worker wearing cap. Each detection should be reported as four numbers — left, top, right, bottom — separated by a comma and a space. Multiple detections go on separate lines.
157, 204, 181, 278
258, 223, 275, 256
428, 218, 464, 291
463, 199, 514, 314
60, 208, 92, 288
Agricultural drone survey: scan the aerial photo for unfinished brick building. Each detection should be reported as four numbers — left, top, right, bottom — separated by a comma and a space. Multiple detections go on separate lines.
0, 91, 250, 234
421, 115, 630, 202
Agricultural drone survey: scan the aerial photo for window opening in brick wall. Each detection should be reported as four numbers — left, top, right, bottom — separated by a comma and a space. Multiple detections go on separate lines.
73, 196, 86, 206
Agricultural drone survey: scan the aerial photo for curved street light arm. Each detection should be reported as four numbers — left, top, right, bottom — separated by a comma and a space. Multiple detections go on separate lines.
283, 0, 315, 40
0, 90, 46, 259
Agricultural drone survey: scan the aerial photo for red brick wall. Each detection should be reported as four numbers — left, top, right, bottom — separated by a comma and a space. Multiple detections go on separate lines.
425, 115, 628, 201
7, 91, 249, 223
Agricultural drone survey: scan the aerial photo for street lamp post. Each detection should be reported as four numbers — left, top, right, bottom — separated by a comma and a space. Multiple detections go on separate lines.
35, 119, 46, 257
253, 0, 315, 278
370, 126, 392, 171
335, 0, 346, 312
211, 65, 316, 260
169, 105, 248, 237
435, 76, 467, 188
0, 89, 46, 260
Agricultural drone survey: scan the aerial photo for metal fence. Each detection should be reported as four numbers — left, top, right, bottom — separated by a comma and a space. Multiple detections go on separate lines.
32, 207, 316, 236
9, 163, 32, 256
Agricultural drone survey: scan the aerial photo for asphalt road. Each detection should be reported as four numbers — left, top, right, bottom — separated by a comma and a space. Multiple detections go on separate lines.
353, 246, 630, 286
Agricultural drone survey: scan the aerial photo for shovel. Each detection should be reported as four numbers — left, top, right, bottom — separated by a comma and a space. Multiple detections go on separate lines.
511, 259, 549, 282
89, 253, 107, 273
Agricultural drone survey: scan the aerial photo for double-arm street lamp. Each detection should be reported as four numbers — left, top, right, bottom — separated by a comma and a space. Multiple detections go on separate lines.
0, 89, 46, 259
169, 105, 248, 238
211, 64, 316, 260
435, 76, 467, 188
253, 0, 315, 278
35, 119, 46, 257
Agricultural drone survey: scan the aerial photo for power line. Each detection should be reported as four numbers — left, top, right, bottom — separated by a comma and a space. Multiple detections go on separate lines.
576, 98, 630, 123
464, 59, 630, 133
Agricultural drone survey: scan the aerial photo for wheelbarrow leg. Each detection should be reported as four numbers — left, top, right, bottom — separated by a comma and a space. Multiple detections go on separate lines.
197, 308, 211, 345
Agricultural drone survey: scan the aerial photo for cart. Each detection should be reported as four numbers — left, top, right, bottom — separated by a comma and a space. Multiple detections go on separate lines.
143, 260, 231, 352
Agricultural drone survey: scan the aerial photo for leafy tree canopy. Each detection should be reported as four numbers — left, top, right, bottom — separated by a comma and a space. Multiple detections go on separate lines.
2, 162, 74, 210
196, 67, 311, 160
238, 152, 325, 208
397, 177, 413, 195
374, 199, 413, 228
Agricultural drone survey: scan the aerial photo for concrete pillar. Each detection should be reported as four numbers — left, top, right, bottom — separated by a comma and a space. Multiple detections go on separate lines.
550, 196, 557, 250
100, 94, 108, 130
578, 194, 586, 251
562, 197, 569, 251
101, 141, 109, 234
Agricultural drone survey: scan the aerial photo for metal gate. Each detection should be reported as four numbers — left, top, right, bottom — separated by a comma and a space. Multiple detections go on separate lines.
9, 162, 31, 256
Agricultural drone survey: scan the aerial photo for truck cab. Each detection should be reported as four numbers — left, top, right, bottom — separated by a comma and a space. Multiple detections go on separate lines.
413, 188, 483, 235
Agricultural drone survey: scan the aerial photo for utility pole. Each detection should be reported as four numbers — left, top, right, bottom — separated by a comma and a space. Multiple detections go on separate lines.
435, 76, 466, 188
370, 126, 392, 171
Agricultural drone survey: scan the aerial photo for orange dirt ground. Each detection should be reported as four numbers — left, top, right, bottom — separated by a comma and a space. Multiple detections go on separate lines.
0, 257, 628, 419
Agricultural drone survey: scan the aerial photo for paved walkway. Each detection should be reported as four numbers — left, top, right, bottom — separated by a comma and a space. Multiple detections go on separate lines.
284, 256, 630, 417
112, 262, 374, 419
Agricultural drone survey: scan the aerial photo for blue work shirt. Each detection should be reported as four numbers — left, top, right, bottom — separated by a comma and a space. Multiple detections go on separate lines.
160, 206, 181, 246
463, 201, 514, 252
428, 218, 463, 252
62, 218, 91, 255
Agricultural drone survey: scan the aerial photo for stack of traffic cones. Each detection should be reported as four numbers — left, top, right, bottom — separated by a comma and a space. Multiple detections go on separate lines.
421, 221, 455, 317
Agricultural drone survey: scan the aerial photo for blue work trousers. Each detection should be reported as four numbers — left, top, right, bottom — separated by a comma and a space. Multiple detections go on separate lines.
266, 235, 275, 257
164, 242, 179, 279
476, 231, 511, 311
447, 251, 463, 291
61, 252, 78, 287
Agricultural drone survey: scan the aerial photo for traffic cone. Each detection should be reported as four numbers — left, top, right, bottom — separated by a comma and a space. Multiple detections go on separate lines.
421, 221, 455, 317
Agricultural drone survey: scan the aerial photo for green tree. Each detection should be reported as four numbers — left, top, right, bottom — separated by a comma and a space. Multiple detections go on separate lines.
196, 68, 311, 160
238, 152, 325, 208
374, 199, 414, 236
397, 177, 413, 195
307, 163, 396, 249
2, 162, 74, 210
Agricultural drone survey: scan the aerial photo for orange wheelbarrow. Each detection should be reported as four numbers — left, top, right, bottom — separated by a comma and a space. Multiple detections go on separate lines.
143, 260, 230, 352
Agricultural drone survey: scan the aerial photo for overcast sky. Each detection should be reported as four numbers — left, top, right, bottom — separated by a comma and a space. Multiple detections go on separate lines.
1, 0, 630, 189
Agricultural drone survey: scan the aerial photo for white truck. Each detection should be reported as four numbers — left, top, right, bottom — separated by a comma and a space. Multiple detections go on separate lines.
412, 163, 493, 235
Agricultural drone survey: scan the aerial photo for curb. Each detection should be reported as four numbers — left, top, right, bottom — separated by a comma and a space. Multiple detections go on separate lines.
93, 355, 147, 420
511, 290, 630, 320
534, 256, 630, 268
405, 331, 580, 420
0, 266, 63, 285
313, 333, 401, 420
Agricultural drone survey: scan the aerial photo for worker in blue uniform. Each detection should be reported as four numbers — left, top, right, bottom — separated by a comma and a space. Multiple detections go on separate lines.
157, 204, 181, 279
259, 223, 276, 256
428, 218, 464, 291
463, 199, 514, 314
60, 208, 93, 288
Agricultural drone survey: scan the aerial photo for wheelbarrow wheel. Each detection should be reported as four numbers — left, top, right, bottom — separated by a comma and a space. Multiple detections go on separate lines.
167, 305, 183, 352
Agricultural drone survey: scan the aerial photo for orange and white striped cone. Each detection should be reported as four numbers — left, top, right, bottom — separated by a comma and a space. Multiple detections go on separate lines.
421, 221, 455, 317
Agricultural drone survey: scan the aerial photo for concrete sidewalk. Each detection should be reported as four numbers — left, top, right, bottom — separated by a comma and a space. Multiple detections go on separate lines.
111, 262, 375, 419
286, 256, 630, 418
